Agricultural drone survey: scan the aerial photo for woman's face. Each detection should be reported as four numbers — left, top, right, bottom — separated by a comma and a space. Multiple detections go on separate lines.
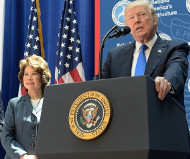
23, 65, 42, 92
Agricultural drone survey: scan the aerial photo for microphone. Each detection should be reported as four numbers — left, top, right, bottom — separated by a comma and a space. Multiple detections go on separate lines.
97, 25, 130, 79
108, 26, 131, 39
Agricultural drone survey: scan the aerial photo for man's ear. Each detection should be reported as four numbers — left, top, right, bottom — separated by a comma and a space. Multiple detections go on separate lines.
153, 17, 158, 26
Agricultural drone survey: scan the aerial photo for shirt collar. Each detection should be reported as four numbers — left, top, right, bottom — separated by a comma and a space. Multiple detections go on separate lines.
135, 34, 158, 52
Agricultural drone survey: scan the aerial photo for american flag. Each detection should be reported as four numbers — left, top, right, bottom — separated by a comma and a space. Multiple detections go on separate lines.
19, 0, 44, 96
55, 0, 85, 84
24, 0, 44, 58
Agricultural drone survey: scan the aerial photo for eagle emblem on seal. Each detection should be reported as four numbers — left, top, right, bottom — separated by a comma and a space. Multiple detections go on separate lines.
80, 103, 100, 128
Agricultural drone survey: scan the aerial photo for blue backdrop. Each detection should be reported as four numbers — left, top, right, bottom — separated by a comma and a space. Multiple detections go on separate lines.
1, 0, 94, 158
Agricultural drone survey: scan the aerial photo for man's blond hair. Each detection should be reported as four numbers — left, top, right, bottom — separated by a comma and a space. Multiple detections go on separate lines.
124, 0, 158, 28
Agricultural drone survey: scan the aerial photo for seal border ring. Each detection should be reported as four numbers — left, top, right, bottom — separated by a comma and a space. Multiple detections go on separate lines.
68, 91, 111, 140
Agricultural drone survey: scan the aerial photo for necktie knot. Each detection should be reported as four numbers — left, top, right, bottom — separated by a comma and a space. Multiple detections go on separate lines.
140, 44, 148, 52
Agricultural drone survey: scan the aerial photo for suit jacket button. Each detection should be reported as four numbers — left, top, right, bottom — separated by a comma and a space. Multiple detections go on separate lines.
31, 143, 35, 147
175, 83, 179, 88
32, 135, 35, 139
31, 117, 35, 121
32, 126, 36, 129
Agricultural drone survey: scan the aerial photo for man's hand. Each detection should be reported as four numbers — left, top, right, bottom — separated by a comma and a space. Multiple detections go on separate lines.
155, 76, 171, 100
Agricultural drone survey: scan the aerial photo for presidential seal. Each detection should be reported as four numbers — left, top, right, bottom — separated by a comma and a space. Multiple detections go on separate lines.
68, 91, 111, 140
112, 0, 130, 26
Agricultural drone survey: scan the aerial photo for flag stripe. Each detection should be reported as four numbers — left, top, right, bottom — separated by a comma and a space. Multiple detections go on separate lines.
58, 76, 65, 83
70, 66, 82, 82
61, 72, 74, 83
76, 62, 85, 81
55, 67, 59, 84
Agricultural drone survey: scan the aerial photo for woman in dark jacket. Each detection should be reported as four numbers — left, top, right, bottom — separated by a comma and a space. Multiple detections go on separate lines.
1, 55, 51, 159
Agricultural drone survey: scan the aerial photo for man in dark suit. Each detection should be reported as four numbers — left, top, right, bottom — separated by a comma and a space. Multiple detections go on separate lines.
102, 0, 189, 107
0, 91, 4, 137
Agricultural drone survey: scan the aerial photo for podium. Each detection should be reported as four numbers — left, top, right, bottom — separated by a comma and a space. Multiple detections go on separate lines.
36, 76, 190, 159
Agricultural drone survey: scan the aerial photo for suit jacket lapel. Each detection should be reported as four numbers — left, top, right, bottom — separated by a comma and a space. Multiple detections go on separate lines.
145, 36, 167, 76
22, 94, 33, 113
122, 42, 135, 76
22, 94, 43, 117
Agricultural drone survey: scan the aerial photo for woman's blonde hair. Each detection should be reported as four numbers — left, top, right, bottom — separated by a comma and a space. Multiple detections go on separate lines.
18, 55, 51, 93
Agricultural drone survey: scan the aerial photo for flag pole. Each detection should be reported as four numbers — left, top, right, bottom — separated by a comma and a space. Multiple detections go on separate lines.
36, 0, 45, 59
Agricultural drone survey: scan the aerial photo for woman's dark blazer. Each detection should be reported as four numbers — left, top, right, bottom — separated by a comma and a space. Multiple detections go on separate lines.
1, 94, 43, 159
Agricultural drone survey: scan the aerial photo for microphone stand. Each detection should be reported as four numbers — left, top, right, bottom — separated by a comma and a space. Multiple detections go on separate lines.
98, 25, 118, 79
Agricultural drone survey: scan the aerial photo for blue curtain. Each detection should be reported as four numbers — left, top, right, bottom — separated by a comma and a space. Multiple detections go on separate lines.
1, 0, 94, 158
2, 0, 94, 109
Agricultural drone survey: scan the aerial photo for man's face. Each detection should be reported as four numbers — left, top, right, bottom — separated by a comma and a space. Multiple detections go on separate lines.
125, 5, 158, 43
